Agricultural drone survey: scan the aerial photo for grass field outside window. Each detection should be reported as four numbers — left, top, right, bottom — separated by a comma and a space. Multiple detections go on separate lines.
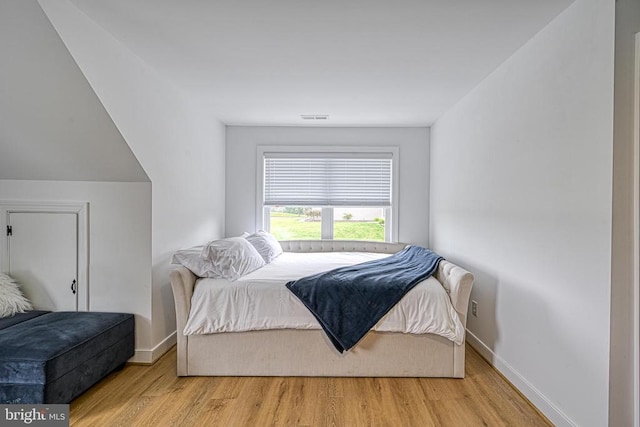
269, 211, 385, 241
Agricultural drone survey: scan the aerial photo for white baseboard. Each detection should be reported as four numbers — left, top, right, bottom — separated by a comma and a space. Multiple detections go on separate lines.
129, 331, 177, 364
466, 331, 576, 427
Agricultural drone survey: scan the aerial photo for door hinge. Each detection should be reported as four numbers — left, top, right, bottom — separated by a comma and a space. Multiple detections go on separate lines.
6, 225, 11, 236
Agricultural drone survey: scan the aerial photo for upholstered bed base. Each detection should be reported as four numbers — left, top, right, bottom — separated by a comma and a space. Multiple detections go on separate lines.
170, 240, 474, 378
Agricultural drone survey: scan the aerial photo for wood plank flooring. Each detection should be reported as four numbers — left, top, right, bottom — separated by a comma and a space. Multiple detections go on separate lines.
70, 344, 550, 426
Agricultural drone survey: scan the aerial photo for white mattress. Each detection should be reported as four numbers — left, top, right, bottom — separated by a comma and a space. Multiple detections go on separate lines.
184, 252, 465, 345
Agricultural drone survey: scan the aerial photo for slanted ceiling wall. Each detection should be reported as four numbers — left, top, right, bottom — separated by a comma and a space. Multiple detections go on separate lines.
39, 0, 226, 356
0, 0, 154, 355
0, 0, 147, 182
0, 0, 226, 361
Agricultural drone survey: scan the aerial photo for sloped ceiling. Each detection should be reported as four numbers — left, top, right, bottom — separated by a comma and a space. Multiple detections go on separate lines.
67, 0, 573, 126
0, 0, 148, 182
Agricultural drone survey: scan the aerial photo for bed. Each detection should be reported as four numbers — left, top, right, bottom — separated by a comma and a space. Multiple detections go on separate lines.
170, 240, 474, 377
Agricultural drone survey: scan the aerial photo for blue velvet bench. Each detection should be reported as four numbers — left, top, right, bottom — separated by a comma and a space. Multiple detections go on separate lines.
0, 311, 134, 404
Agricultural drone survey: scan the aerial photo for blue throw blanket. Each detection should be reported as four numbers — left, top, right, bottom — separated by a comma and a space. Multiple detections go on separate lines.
286, 245, 444, 353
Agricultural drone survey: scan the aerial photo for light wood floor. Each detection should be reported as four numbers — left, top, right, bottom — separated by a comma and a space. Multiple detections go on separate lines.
70, 344, 550, 426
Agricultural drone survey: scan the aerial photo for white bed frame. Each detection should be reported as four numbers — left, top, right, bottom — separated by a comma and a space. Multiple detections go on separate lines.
170, 240, 474, 378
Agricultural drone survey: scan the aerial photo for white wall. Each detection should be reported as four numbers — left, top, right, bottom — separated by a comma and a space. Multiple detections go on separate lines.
0, 0, 147, 182
39, 0, 227, 351
226, 126, 430, 246
429, 0, 614, 425
0, 0, 154, 360
610, 0, 640, 425
0, 180, 152, 352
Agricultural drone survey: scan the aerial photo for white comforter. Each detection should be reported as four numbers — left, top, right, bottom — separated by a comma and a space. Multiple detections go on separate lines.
184, 252, 465, 344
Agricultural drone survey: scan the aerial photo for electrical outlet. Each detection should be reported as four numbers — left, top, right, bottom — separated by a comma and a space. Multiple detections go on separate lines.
471, 300, 478, 317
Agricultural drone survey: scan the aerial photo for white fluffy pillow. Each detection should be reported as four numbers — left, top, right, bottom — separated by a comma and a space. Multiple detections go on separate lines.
245, 231, 283, 263
171, 246, 220, 278
200, 237, 266, 281
0, 273, 33, 318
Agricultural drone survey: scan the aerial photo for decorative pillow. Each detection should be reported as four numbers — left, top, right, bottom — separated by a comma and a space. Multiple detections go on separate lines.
245, 231, 283, 263
171, 246, 220, 278
200, 237, 266, 281
0, 273, 33, 318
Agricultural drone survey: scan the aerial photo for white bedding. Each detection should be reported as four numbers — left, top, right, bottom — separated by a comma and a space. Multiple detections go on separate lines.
184, 252, 465, 345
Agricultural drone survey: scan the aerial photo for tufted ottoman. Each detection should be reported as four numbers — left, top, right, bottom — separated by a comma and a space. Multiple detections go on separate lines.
0, 311, 134, 404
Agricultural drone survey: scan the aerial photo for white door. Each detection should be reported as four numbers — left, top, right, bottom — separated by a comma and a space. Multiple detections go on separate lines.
8, 212, 78, 311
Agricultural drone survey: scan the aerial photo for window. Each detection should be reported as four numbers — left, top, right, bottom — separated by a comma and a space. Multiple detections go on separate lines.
258, 148, 398, 242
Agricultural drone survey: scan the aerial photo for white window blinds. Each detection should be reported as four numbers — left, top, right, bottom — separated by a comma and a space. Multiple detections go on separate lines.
263, 152, 392, 207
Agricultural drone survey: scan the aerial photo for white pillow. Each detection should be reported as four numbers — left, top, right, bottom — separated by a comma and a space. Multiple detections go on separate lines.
171, 246, 220, 278
245, 231, 283, 263
0, 273, 33, 318
200, 237, 266, 281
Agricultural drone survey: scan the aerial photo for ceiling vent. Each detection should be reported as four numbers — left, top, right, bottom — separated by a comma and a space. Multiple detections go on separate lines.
301, 115, 329, 120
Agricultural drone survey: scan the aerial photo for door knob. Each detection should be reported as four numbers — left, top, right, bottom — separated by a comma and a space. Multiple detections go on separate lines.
71, 279, 77, 295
